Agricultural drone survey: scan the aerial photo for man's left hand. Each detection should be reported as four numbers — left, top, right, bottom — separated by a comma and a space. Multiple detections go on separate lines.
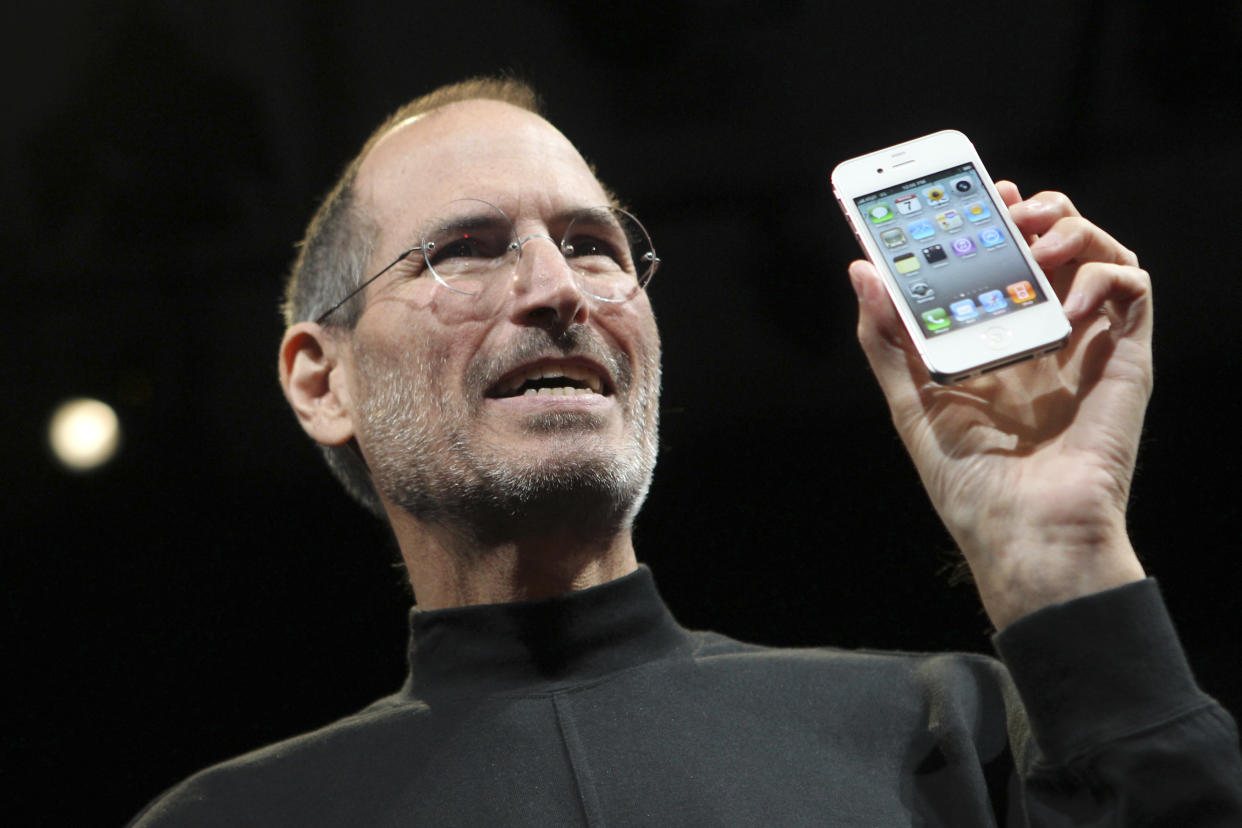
848, 183, 1153, 630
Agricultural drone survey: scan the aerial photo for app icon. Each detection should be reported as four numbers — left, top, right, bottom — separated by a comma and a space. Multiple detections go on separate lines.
895, 193, 922, 214
907, 220, 935, 241
964, 201, 991, 222
951, 237, 977, 256
921, 307, 951, 332
909, 281, 934, 300
950, 299, 979, 321
868, 203, 894, 223
951, 177, 974, 194
979, 227, 1005, 247
923, 186, 949, 206
893, 253, 920, 274
1006, 280, 1037, 303
880, 228, 907, 248
978, 289, 1007, 312
935, 210, 964, 231
922, 244, 947, 264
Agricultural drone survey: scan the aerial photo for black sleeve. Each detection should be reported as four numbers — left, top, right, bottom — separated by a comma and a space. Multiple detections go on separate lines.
993, 578, 1242, 826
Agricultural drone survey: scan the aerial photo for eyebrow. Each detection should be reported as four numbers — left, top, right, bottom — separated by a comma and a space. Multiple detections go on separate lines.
392, 203, 617, 249
390, 209, 509, 249
441, 211, 512, 229
546, 206, 611, 226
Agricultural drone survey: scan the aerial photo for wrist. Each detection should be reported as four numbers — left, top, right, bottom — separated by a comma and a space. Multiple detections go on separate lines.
962, 524, 1146, 630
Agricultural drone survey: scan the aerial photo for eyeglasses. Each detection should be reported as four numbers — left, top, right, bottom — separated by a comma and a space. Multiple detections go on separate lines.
315, 198, 659, 324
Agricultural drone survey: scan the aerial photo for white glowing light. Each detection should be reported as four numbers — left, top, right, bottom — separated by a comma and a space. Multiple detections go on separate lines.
49, 398, 121, 471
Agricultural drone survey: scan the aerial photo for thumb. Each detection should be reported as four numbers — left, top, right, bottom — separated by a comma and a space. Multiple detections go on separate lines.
849, 260, 927, 406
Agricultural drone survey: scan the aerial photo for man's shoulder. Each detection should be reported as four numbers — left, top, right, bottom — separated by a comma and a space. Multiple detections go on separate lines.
685, 628, 1015, 700
688, 626, 1002, 666
677, 629, 1024, 760
128, 690, 426, 827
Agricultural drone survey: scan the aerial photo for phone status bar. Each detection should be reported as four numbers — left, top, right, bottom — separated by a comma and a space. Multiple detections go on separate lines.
856, 163, 976, 205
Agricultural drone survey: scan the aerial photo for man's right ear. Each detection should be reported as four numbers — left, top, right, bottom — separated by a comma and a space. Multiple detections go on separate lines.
278, 322, 356, 447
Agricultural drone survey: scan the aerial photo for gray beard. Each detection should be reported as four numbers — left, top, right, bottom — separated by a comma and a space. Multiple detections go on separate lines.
353, 325, 660, 546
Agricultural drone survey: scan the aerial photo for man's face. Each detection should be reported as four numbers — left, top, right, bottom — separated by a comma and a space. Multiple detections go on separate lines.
342, 100, 661, 535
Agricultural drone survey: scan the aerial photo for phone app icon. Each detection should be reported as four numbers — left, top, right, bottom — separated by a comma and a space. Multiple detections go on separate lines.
893, 253, 920, 274
951, 177, 974, 194
880, 228, 907, 248
868, 203, 895, 223
935, 210, 964, 231
950, 299, 979, 321
922, 244, 947, 264
923, 186, 949, 206
1006, 280, 1036, 303
907, 220, 935, 241
909, 281, 934, 300
921, 307, 951, 332
951, 237, 977, 256
895, 193, 922, 214
979, 227, 1005, 247
978, 289, 1007, 312
964, 201, 991, 222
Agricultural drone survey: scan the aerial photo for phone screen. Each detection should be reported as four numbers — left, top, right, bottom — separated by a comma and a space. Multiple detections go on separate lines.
853, 163, 1049, 338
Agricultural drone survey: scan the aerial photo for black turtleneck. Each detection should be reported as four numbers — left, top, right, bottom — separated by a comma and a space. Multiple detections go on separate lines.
131, 568, 1242, 826
403, 565, 693, 698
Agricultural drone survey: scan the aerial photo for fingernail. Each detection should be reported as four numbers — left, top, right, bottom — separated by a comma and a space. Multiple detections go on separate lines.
1063, 289, 1085, 316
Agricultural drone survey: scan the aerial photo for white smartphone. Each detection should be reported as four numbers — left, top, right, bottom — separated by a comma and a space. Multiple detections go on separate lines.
831, 130, 1070, 384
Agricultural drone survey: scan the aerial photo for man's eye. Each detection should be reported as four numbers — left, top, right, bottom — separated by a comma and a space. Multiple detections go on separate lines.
430, 236, 488, 263
565, 235, 628, 270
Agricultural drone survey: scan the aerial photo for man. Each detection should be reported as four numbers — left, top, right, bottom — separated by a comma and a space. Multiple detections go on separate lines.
132, 78, 1242, 825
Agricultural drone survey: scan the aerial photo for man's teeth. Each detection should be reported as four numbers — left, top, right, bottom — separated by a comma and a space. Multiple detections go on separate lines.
522, 386, 597, 396
499, 364, 605, 396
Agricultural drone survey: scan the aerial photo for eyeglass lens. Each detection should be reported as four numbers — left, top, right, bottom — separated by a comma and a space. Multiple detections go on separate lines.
421, 200, 656, 304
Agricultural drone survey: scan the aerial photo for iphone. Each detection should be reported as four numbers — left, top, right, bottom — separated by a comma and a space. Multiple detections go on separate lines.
831, 130, 1070, 384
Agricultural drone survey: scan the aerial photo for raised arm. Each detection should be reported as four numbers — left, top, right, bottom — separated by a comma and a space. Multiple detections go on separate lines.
850, 184, 1242, 823
848, 183, 1151, 630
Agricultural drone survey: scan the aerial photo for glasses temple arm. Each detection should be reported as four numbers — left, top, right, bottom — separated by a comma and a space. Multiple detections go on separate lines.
313, 248, 420, 325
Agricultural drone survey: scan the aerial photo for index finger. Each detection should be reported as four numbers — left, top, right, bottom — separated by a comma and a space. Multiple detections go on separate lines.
1006, 190, 1084, 237
1030, 216, 1140, 270
995, 180, 1022, 207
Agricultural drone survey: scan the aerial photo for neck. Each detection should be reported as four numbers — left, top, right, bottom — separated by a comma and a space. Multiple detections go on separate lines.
388, 506, 639, 610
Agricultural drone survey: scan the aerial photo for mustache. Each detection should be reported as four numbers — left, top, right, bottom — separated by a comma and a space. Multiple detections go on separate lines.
465, 324, 632, 396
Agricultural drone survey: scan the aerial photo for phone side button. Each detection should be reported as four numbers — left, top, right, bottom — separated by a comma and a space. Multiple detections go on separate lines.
982, 326, 1011, 350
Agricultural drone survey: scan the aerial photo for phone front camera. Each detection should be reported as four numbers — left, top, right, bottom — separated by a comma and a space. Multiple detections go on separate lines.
876, 167, 884, 174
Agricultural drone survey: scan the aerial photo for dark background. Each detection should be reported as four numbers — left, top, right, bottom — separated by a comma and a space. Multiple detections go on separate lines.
7, 1, 1241, 824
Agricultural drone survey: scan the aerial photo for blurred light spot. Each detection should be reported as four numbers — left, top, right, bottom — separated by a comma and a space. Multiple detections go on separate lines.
49, 398, 121, 471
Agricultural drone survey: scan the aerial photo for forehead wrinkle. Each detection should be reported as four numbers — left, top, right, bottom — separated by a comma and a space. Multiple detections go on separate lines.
499, 184, 613, 225
357, 103, 610, 264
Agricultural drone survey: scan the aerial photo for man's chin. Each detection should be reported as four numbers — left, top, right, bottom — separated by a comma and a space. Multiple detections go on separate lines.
444, 448, 652, 545
480, 435, 636, 492
479, 408, 620, 457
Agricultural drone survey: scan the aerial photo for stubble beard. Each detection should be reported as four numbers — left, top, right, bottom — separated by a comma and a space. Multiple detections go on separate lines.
353, 325, 660, 548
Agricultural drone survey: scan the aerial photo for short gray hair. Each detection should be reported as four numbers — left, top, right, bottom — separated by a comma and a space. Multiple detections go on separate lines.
281, 77, 543, 518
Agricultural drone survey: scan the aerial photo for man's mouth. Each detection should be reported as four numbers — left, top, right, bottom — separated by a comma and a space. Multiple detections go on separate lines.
490, 361, 609, 399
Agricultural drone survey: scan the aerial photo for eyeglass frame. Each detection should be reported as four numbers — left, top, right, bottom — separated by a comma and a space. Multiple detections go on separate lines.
314, 200, 659, 325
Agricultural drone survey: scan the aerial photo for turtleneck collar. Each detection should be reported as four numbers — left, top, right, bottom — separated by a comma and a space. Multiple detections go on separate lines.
402, 566, 692, 698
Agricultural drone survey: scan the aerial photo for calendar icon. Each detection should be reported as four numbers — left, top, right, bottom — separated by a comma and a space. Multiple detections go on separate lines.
895, 193, 922, 214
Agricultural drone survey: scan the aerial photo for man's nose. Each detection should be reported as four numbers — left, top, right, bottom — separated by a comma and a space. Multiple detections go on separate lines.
506, 233, 589, 330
